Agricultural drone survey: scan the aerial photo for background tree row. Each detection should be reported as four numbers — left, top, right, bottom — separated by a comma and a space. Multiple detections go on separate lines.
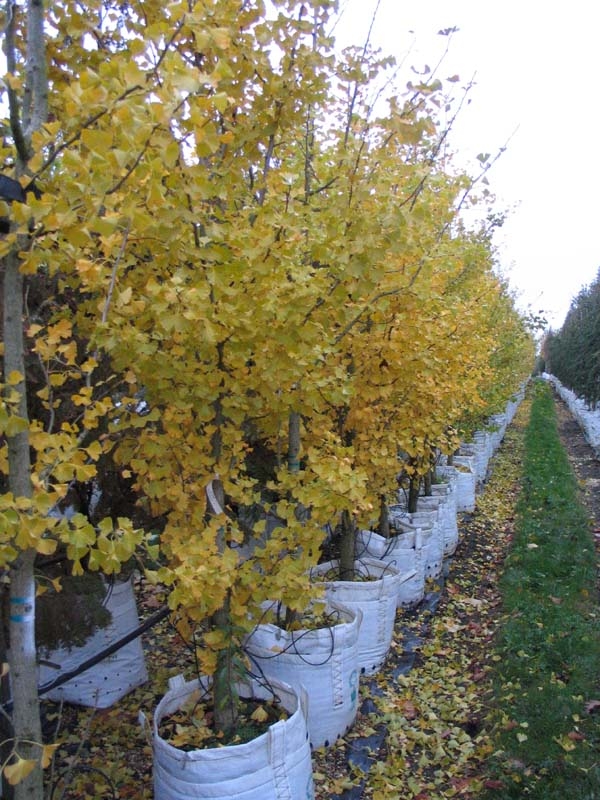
542, 268, 600, 407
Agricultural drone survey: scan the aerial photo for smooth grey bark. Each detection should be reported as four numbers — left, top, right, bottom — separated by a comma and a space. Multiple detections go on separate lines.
3, 241, 43, 800
2, 2, 48, 798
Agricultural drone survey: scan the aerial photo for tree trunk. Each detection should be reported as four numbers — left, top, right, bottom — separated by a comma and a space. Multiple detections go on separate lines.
423, 468, 432, 497
9, 552, 41, 800
282, 411, 302, 629
206, 477, 239, 737
377, 494, 390, 538
407, 475, 420, 514
338, 510, 355, 581
287, 411, 301, 473
3, 1, 48, 790
0, 589, 14, 800
4, 248, 43, 799
212, 595, 237, 737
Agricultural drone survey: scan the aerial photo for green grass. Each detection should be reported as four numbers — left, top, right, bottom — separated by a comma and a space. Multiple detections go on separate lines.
482, 380, 600, 799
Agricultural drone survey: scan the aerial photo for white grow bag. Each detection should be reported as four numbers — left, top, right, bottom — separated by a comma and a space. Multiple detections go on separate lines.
428, 482, 459, 555
434, 465, 459, 508
451, 457, 477, 512
403, 510, 443, 578
39, 578, 148, 708
356, 527, 424, 607
462, 438, 488, 482
417, 493, 459, 558
147, 675, 314, 800
311, 558, 401, 675
545, 373, 600, 456
245, 601, 361, 749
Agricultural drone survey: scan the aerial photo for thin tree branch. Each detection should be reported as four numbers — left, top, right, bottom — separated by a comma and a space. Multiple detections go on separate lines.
32, 85, 144, 180
4, 0, 29, 163
100, 220, 131, 325
87, 221, 132, 394
343, 0, 382, 148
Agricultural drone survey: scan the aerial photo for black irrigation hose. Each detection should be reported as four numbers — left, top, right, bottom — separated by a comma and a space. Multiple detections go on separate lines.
2, 605, 171, 713
39, 605, 171, 697
245, 602, 341, 668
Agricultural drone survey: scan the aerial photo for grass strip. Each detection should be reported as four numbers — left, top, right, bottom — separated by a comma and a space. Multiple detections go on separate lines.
482, 380, 600, 798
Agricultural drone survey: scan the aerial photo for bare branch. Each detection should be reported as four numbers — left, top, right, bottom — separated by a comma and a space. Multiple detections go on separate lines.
4, 0, 29, 163
343, 0, 382, 148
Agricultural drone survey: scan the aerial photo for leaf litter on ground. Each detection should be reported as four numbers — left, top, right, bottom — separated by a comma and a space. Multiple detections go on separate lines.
312, 398, 529, 799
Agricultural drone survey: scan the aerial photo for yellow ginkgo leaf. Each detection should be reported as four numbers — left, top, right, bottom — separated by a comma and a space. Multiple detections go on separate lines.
553, 735, 577, 752
250, 705, 269, 723
6, 371, 23, 385
4, 756, 37, 786
36, 538, 57, 556
41, 743, 60, 769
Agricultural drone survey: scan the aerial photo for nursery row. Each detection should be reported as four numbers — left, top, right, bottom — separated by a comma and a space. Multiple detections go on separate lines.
0, 2, 535, 797
38, 385, 526, 798
542, 269, 600, 407
543, 373, 600, 457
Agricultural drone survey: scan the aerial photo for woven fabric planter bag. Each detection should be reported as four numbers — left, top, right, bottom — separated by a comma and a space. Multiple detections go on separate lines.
471, 432, 493, 480
434, 464, 459, 499
451, 456, 477, 512
418, 493, 458, 557
245, 601, 361, 749
310, 558, 401, 675
146, 674, 314, 800
355, 527, 424, 607
429, 479, 459, 553
39, 577, 148, 708
404, 509, 443, 578
463, 443, 484, 483
488, 414, 507, 451
458, 443, 486, 483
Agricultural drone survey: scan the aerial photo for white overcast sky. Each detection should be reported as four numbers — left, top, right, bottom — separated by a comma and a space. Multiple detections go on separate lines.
331, 0, 600, 330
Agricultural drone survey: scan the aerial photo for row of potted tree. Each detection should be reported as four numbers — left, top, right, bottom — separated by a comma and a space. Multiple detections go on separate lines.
0, 2, 534, 798
146, 384, 527, 797
37, 380, 526, 797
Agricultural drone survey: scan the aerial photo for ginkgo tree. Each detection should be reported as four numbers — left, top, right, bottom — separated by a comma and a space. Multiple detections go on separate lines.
253, 45, 465, 570
277, 54, 534, 561
0, 1, 165, 795
4, 0, 349, 773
